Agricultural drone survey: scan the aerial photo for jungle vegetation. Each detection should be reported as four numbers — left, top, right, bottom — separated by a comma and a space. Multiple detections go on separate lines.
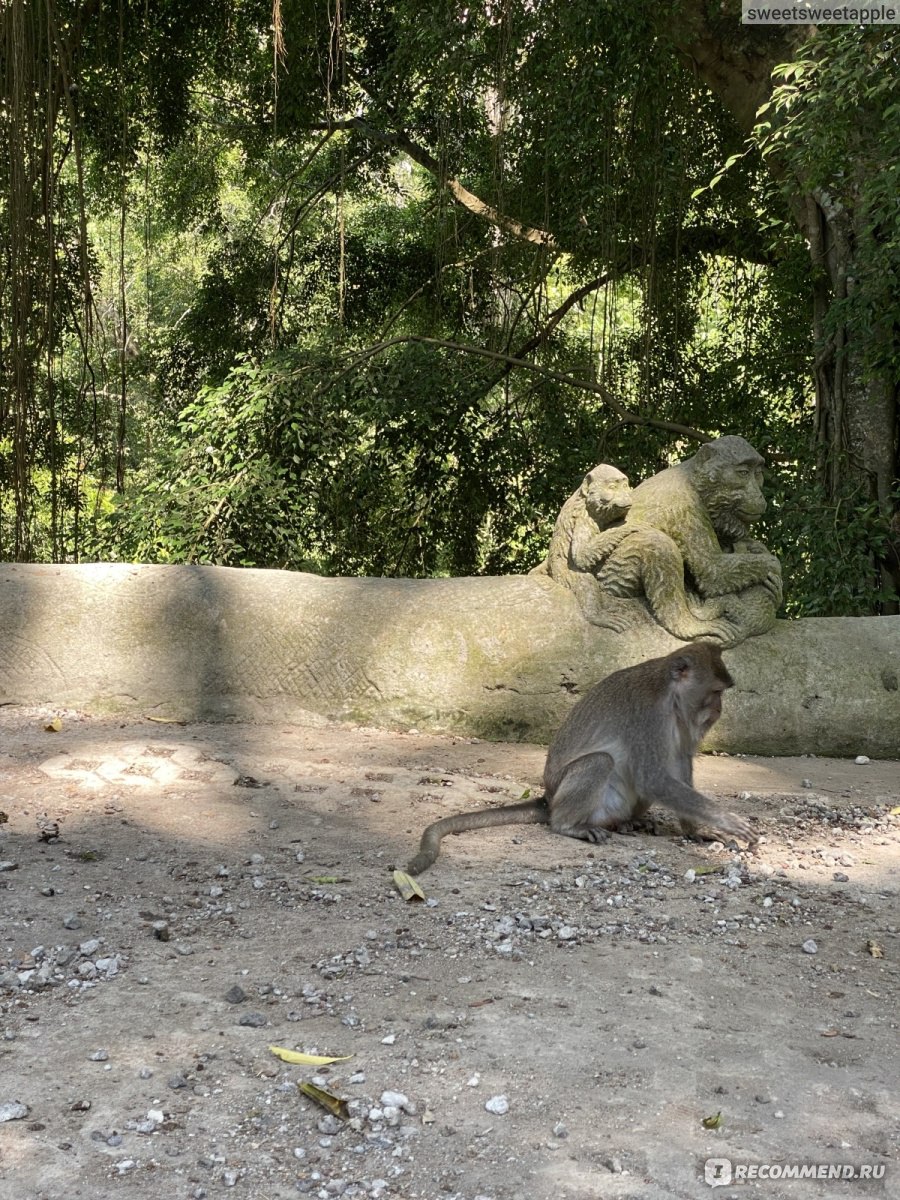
1, 1, 898, 616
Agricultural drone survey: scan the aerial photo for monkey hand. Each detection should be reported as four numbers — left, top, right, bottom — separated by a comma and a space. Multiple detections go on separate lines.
709, 809, 758, 847
732, 538, 770, 555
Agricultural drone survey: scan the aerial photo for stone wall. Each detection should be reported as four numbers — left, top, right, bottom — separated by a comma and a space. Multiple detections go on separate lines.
1, 563, 898, 756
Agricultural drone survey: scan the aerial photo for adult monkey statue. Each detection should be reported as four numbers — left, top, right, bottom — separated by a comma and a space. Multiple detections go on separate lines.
534, 436, 782, 647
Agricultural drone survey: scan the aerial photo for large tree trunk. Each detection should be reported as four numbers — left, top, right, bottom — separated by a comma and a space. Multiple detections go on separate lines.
669, 3, 899, 611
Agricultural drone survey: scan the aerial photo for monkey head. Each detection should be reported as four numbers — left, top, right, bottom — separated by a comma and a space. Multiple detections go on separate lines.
670, 642, 734, 737
581, 464, 633, 528
689, 436, 767, 544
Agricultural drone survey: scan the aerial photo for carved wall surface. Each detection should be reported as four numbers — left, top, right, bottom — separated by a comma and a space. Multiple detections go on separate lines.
1, 563, 898, 757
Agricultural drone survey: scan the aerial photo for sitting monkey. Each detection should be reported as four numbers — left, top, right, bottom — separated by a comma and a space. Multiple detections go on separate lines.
408, 642, 756, 874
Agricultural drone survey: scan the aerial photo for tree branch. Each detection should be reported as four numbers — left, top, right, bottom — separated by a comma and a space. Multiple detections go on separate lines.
306, 335, 709, 441
312, 117, 557, 247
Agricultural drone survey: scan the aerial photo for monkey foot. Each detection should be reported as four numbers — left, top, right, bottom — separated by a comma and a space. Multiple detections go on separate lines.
555, 824, 613, 843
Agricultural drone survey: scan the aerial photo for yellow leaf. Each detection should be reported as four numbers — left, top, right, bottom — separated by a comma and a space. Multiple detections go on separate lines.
298, 1082, 349, 1120
146, 715, 187, 725
269, 1045, 353, 1066
866, 940, 884, 959
44, 718, 62, 732
890, 806, 900, 816
702, 1111, 723, 1129
393, 869, 426, 902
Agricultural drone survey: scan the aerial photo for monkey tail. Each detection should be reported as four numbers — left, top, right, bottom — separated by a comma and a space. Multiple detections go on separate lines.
407, 798, 548, 876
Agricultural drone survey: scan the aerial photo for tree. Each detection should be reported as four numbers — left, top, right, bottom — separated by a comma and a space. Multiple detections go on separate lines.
668, 6, 899, 604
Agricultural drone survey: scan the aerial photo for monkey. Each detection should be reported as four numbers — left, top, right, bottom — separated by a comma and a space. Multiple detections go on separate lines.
532, 461, 743, 642
621, 435, 782, 607
407, 642, 756, 875
531, 463, 634, 587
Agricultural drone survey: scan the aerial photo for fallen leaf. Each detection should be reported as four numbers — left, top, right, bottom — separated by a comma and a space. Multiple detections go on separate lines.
297, 1082, 349, 1120
308, 876, 347, 885
393, 869, 426, 902
269, 1045, 352, 1066
701, 1111, 723, 1129
890, 806, 900, 816
866, 940, 884, 959
820, 1028, 840, 1037
693, 865, 724, 877
44, 718, 62, 733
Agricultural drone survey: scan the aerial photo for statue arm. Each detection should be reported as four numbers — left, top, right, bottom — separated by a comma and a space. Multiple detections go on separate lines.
683, 529, 781, 600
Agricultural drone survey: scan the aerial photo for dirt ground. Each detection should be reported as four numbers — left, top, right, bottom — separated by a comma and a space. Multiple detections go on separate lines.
0, 706, 897, 1200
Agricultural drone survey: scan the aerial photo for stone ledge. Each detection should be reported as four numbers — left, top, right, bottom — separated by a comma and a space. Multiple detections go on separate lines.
1, 562, 898, 757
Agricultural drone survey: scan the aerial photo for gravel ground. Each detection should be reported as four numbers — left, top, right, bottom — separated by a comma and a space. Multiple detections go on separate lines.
0, 706, 898, 1200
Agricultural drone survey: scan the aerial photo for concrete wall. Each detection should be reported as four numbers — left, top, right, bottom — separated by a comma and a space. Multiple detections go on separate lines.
1, 562, 898, 756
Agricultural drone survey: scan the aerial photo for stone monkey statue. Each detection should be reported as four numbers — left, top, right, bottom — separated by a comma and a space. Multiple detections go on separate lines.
533, 437, 781, 647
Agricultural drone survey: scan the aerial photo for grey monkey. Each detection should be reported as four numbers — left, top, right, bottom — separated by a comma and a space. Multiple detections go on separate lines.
407, 642, 755, 875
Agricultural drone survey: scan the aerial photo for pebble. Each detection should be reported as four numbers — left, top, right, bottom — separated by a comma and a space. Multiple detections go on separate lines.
62, 913, 82, 930
380, 1091, 414, 1114
151, 921, 170, 941
0, 1101, 28, 1122
88, 1049, 109, 1062
423, 1012, 459, 1030
854, 755, 870, 765
484, 1095, 509, 1115
801, 939, 818, 954
833, 872, 850, 883
0, 862, 18, 873
238, 1012, 267, 1028
224, 985, 247, 1004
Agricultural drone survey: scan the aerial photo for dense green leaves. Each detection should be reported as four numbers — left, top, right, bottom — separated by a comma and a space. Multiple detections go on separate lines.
2, 2, 897, 615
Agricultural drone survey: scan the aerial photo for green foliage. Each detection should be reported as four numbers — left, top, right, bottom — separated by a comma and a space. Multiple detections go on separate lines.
755, 29, 900, 380
3, 1, 898, 620
766, 474, 898, 618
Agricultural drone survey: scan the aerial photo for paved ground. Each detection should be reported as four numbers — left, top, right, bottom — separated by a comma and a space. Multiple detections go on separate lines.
0, 706, 898, 1200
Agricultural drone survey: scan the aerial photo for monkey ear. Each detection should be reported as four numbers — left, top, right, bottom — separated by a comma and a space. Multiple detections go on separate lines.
669, 655, 693, 682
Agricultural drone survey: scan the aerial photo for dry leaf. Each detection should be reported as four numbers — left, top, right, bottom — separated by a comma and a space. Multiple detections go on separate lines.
269, 1045, 352, 1066
890, 806, 900, 816
44, 717, 62, 733
866, 940, 884, 959
145, 715, 187, 725
393, 869, 426, 902
298, 1082, 349, 1120
820, 1028, 840, 1037
701, 1111, 723, 1129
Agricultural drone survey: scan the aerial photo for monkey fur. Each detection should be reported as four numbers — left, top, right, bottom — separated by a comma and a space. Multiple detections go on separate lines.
407, 642, 756, 875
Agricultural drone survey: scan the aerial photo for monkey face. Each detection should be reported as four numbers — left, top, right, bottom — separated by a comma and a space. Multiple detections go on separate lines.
696, 459, 767, 541
582, 465, 633, 525
671, 643, 733, 734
